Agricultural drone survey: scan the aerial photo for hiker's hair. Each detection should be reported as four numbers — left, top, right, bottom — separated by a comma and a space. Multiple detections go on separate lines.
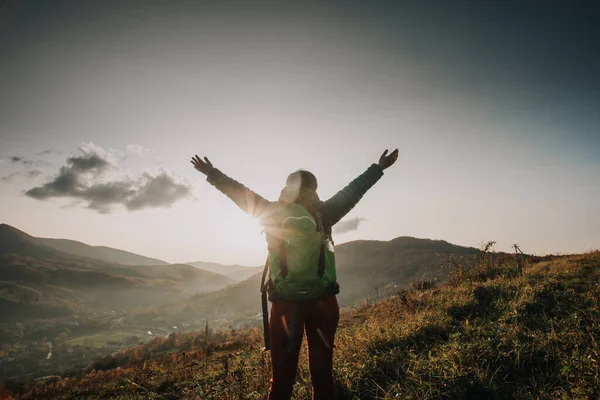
286, 170, 318, 193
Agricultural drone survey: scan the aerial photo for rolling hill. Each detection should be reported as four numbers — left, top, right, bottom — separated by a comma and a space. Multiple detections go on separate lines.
21, 230, 259, 281
159, 236, 477, 326
0, 223, 478, 325
185, 261, 262, 281
334, 236, 477, 304
37, 237, 168, 266
0, 223, 67, 260
0, 224, 235, 322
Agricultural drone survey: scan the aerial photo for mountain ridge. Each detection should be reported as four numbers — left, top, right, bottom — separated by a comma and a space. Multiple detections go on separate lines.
156, 235, 478, 326
0, 224, 236, 322
184, 261, 262, 281
37, 237, 169, 266
0, 222, 478, 325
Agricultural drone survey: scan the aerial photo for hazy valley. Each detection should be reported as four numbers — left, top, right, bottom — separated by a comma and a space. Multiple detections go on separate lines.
2, 224, 597, 399
0, 222, 477, 394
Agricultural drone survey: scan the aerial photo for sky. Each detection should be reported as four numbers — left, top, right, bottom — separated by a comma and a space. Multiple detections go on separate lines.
0, 0, 599, 265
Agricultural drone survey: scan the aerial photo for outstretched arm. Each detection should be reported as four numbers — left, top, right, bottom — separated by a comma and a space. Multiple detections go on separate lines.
324, 149, 398, 226
191, 155, 272, 219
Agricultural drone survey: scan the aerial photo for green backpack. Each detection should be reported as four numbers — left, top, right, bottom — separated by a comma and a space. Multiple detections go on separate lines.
262, 203, 336, 300
260, 203, 336, 350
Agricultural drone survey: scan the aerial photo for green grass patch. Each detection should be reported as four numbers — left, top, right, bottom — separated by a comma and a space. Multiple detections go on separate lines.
67, 331, 141, 348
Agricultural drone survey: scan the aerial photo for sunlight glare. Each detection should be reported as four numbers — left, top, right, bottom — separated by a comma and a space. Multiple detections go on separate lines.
221, 208, 267, 255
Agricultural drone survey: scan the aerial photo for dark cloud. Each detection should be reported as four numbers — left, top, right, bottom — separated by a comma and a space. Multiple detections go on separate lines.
26, 167, 78, 199
10, 156, 33, 166
125, 172, 191, 211
67, 153, 109, 172
25, 147, 191, 213
334, 217, 367, 234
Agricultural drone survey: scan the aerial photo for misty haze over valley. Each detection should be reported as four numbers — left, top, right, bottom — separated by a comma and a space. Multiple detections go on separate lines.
0, 222, 475, 391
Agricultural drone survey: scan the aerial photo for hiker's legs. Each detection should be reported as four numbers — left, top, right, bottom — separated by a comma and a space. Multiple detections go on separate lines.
268, 300, 305, 400
305, 294, 340, 400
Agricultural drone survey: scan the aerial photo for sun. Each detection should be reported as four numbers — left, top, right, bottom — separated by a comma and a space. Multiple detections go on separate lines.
220, 208, 267, 257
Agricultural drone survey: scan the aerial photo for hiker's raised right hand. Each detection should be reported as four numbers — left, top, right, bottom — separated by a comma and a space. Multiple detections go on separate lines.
378, 149, 399, 170
191, 155, 214, 175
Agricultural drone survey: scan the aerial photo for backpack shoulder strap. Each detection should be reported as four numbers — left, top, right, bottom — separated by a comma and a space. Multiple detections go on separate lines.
314, 209, 323, 233
314, 210, 326, 278
260, 256, 270, 351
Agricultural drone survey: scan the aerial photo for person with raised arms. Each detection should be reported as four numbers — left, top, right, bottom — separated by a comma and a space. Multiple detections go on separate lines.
191, 149, 398, 400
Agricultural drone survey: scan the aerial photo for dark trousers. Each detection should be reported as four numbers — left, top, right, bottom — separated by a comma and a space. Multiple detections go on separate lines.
267, 294, 340, 400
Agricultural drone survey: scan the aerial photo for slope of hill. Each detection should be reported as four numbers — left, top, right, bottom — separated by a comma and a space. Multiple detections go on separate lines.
179, 272, 264, 325
0, 223, 66, 260
129, 263, 235, 288
185, 261, 262, 281
227, 266, 263, 281
37, 237, 168, 266
0, 224, 234, 322
16, 251, 600, 399
334, 236, 477, 304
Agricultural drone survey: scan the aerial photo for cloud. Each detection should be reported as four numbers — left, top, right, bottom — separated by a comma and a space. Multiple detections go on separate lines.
1, 172, 20, 182
10, 156, 34, 166
37, 149, 63, 156
67, 152, 110, 172
78, 142, 122, 165
25, 143, 191, 213
125, 172, 191, 210
126, 143, 155, 157
333, 217, 367, 234
1, 169, 43, 183
10, 156, 52, 167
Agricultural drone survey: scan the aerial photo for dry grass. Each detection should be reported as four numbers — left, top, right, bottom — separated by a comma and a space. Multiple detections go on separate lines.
18, 252, 600, 399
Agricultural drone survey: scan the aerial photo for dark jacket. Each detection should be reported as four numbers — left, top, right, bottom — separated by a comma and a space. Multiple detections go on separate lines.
206, 164, 385, 294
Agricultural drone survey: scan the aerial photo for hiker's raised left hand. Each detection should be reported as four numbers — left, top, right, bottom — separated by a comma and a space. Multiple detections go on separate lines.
191, 155, 214, 175
378, 149, 399, 170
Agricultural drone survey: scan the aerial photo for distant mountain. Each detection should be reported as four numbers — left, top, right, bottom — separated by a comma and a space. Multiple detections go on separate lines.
186, 261, 262, 281
229, 266, 263, 281
131, 263, 235, 287
176, 272, 264, 325
334, 236, 476, 305
38, 237, 169, 266
163, 236, 477, 325
0, 224, 235, 322
0, 223, 66, 260
0, 222, 476, 327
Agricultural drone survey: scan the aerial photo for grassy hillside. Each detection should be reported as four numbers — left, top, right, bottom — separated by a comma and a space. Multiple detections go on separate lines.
38, 238, 169, 266
16, 250, 600, 399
